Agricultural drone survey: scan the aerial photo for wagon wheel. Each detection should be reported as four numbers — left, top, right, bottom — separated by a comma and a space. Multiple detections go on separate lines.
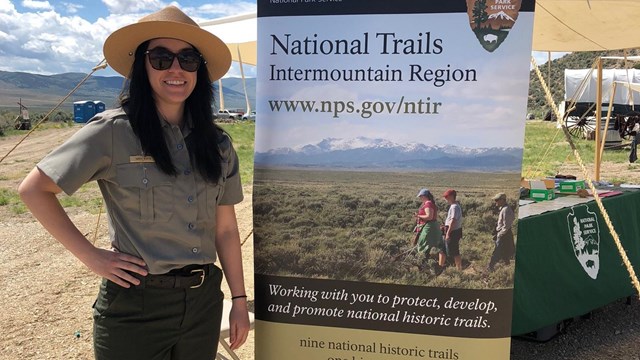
565, 116, 595, 138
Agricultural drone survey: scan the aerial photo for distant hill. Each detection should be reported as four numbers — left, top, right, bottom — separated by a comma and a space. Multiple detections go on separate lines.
4, 50, 640, 116
528, 49, 640, 117
0, 70, 256, 113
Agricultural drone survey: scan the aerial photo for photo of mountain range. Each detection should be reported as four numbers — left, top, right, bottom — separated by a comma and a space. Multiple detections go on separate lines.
255, 136, 522, 172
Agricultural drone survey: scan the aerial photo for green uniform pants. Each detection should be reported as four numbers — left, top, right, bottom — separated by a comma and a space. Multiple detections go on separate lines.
93, 265, 224, 360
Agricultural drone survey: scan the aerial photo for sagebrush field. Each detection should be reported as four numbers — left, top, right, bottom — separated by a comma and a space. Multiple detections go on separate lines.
254, 168, 520, 289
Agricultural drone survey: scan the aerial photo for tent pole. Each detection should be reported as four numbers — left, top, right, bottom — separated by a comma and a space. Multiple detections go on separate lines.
547, 51, 551, 90
600, 82, 617, 162
237, 47, 251, 114
218, 79, 225, 111
548, 52, 555, 124
595, 57, 603, 181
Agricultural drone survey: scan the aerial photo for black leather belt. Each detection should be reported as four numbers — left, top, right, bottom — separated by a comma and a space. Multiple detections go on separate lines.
138, 264, 213, 289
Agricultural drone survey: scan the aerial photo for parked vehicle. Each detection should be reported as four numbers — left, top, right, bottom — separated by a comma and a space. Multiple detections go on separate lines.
226, 108, 245, 116
242, 111, 256, 121
216, 109, 242, 120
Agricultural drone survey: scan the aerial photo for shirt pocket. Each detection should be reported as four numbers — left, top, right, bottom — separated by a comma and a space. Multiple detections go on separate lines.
205, 162, 228, 218
116, 163, 174, 222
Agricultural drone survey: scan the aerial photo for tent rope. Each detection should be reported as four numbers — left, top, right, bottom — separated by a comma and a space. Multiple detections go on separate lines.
0, 59, 108, 165
525, 59, 597, 179
525, 126, 562, 179
92, 200, 104, 246
537, 2, 606, 50
531, 56, 640, 298
241, 229, 253, 247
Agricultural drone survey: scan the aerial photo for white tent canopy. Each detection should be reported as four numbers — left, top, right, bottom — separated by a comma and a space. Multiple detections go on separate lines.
199, 13, 257, 112
200, 13, 257, 66
533, 0, 640, 51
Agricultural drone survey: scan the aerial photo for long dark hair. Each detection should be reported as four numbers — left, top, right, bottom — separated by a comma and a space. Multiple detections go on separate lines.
119, 40, 224, 183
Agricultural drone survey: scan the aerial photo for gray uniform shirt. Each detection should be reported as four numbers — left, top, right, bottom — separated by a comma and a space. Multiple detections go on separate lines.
37, 108, 243, 274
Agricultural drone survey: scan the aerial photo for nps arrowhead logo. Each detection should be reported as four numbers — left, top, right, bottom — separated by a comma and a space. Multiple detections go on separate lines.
567, 205, 601, 280
466, 0, 522, 52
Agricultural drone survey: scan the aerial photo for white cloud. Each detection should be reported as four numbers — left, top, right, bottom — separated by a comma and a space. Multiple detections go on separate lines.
63, 2, 83, 14
0, 0, 16, 13
191, 1, 255, 18
0, 7, 107, 74
0, 29, 16, 41
22, 0, 53, 10
101, 0, 164, 14
0, 1, 259, 75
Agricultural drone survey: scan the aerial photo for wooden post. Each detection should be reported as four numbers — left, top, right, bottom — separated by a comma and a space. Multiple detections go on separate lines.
600, 82, 617, 162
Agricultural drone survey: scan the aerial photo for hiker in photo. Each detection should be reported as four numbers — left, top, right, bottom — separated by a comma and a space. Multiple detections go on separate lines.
17, 6, 249, 359
413, 188, 443, 273
488, 192, 516, 272
443, 189, 463, 271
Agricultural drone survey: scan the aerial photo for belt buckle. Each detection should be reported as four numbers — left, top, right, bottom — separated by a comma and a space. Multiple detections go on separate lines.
190, 269, 205, 288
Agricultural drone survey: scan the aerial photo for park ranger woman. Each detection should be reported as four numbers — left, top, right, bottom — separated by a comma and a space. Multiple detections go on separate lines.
18, 6, 249, 359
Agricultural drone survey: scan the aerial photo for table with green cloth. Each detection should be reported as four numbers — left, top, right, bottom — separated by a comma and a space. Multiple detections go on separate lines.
512, 189, 640, 335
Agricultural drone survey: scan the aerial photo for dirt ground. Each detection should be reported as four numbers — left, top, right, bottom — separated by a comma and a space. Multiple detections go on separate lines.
1, 126, 639, 360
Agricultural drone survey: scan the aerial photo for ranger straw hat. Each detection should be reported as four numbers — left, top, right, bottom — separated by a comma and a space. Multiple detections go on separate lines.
103, 5, 231, 81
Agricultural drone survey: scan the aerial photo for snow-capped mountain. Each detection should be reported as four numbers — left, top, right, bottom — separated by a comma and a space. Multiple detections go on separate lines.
488, 11, 514, 22
255, 137, 523, 172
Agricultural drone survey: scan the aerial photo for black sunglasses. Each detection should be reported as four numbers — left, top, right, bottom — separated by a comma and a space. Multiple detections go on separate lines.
144, 47, 204, 72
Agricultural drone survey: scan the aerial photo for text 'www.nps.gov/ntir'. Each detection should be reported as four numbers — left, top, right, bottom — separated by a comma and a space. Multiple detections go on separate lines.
267, 96, 442, 119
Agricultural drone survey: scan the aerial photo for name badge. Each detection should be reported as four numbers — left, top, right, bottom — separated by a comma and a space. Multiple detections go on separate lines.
129, 155, 155, 163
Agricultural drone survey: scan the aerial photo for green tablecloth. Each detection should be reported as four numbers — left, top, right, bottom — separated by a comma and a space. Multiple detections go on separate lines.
512, 190, 640, 335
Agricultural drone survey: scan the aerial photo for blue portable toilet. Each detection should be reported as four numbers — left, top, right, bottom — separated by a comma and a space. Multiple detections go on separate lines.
93, 101, 105, 115
73, 101, 86, 122
73, 100, 103, 123
73, 101, 95, 123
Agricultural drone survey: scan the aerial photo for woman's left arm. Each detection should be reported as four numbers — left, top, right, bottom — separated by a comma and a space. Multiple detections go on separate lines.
215, 205, 250, 350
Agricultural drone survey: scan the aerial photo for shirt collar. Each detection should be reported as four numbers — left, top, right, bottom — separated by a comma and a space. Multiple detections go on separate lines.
159, 110, 194, 137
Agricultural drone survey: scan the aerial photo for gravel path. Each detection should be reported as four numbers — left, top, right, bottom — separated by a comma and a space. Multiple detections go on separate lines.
511, 297, 640, 359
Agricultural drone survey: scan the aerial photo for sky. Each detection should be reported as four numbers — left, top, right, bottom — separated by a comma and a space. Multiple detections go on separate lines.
0, 0, 257, 77
0, 0, 569, 79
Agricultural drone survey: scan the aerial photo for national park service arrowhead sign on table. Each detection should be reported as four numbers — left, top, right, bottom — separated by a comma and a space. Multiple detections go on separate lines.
253, 1, 535, 359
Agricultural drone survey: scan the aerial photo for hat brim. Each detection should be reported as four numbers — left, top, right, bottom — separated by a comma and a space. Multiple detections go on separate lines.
103, 20, 231, 81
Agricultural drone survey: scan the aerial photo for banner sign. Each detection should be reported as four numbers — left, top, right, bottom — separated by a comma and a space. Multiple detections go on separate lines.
254, 1, 535, 359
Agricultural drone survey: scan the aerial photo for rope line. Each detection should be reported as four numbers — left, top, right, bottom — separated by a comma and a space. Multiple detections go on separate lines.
537, 3, 607, 50
92, 200, 104, 246
526, 60, 599, 179
531, 56, 640, 298
241, 229, 253, 247
526, 125, 562, 179
0, 59, 108, 165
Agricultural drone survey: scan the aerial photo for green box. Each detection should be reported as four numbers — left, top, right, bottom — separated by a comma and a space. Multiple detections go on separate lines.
559, 180, 585, 193
529, 188, 555, 201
